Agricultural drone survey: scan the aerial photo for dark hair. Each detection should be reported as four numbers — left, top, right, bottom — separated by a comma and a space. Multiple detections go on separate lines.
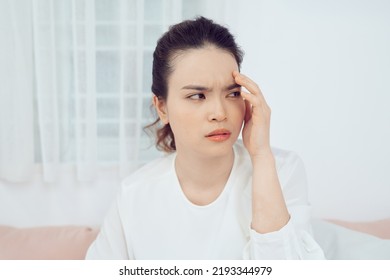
145, 16, 244, 152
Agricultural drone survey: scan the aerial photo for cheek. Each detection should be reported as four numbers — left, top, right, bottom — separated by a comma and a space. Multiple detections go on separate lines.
166, 104, 195, 134
231, 101, 246, 123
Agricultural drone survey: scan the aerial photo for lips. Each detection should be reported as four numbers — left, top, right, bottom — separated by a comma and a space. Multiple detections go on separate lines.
205, 129, 231, 142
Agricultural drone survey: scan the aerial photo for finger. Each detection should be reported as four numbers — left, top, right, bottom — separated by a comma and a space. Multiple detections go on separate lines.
241, 90, 271, 116
244, 99, 252, 123
241, 90, 260, 107
233, 71, 260, 96
234, 72, 268, 106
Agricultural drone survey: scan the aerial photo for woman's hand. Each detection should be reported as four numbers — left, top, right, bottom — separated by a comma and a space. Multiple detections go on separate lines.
234, 71, 290, 233
233, 71, 272, 159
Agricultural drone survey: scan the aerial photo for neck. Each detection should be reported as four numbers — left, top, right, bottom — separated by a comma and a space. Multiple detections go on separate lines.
175, 147, 235, 195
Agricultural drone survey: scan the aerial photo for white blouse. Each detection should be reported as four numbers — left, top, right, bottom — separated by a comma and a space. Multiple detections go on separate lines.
86, 141, 325, 259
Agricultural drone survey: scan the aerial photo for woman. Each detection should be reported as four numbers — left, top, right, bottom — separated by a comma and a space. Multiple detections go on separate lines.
86, 17, 324, 259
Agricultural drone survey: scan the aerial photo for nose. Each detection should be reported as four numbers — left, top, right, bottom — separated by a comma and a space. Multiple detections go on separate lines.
208, 97, 227, 122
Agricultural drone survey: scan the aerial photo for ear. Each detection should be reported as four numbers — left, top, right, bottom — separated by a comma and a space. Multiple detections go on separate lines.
152, 95, 169, 124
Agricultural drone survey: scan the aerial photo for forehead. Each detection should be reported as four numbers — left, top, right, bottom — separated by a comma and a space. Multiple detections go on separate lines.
168, 47, 239, 88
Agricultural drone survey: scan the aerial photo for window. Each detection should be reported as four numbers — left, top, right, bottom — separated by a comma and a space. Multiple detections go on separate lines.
32, 0, 193, 169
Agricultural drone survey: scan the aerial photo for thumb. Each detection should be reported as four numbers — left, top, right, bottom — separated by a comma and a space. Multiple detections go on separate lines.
244, 99, 252, 123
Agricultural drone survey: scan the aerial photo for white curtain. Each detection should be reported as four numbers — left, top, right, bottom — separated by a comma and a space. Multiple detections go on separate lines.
0, 0, 226, 184
0, 0, 34, 182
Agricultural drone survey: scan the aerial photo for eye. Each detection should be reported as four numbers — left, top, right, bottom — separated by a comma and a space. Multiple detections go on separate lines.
187, 93, 206, 100
227, 91, 241, 98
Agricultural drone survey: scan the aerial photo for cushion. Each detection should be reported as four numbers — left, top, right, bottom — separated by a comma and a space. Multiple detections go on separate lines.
0, 225, 99, 260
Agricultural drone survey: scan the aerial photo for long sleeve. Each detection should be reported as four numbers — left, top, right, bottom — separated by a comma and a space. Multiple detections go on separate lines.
85, 195, 131, 260
243, 151, 325, 259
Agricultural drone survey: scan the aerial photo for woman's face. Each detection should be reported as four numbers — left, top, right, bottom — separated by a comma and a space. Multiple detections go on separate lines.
156, 46, 245, 158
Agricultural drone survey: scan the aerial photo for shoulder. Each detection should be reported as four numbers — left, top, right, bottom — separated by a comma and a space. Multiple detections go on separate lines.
272, 147, 304, 172
234, 140, 305, 184
120, 152, 175, 193
234, 139, 304, 169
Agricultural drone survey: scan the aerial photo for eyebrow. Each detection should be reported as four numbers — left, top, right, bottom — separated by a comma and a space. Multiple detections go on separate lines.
181, 83, 241, 91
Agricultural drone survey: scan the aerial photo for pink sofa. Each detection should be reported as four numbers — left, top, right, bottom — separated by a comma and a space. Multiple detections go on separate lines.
1, 219, 389, 259
0, 225, 98, 260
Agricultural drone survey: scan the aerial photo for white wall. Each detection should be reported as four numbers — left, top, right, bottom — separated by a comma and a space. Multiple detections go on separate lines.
0, 166, 119, 227
229, 0, 390, 220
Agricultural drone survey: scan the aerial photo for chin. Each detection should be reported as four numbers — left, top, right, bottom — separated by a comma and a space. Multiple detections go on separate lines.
201, 138, 236, 157
176, 136, 237, 158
